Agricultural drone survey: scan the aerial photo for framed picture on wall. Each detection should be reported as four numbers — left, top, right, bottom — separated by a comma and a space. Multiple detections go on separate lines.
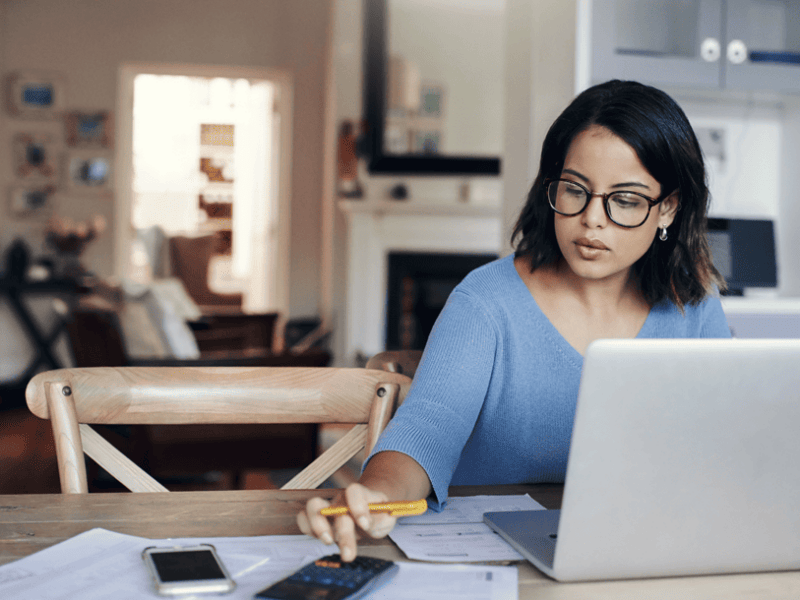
13, 132, 58, 181
6, 71, 66, 119
64, 110, 113, 148
65, 150, 113, 193
419, 82, 445, 119
413, 130, 441, 155
9, 184, 56, 218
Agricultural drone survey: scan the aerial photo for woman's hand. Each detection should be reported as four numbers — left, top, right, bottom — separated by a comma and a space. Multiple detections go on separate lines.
297, 451, 432, 561
297, 483, 399, 561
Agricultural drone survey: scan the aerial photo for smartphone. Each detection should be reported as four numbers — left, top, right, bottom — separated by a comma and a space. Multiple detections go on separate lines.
141, 544, 236, 596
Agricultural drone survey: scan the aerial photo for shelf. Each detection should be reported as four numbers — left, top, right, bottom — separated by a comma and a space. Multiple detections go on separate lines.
338, 199, 500, 218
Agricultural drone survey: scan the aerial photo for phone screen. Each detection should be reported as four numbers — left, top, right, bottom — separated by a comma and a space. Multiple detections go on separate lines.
150, 550, 227, 582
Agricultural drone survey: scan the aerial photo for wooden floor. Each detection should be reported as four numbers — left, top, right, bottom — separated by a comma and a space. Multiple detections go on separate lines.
0, 404, 358, 495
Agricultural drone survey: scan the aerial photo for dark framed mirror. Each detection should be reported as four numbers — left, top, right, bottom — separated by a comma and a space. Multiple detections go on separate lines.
363, 0, 502, 175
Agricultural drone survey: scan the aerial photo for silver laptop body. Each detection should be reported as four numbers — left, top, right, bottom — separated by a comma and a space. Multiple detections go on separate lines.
484, 339, 800, 582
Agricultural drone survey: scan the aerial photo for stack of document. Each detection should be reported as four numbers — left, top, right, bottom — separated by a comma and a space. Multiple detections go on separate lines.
390, 494, 545, 562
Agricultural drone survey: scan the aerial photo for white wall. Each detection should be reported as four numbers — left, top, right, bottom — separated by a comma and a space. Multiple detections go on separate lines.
779, 96, 800, 296
502, 0, 578, 251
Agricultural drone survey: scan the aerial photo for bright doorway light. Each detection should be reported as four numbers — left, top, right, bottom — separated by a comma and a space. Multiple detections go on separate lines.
123, 68, 288, 314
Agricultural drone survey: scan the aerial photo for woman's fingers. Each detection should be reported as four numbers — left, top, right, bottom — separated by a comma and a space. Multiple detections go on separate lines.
343, 484, 398, 539
333, 512, 359, 561
343, 484, 375, 532
365, 512, 397, 538
296, 483, 401, 561
297, 496, 336, 545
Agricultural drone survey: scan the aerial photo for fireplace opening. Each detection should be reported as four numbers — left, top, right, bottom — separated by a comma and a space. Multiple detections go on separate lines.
385, 251, 498, 351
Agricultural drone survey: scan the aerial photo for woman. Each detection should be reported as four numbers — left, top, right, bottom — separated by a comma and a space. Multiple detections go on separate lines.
298, 80, 730, 560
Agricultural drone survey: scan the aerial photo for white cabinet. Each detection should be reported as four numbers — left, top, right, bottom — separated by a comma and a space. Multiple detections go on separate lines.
590, 0, 800, 93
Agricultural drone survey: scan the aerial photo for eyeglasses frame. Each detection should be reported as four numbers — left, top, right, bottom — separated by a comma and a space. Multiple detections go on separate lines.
544, 178, 670, 229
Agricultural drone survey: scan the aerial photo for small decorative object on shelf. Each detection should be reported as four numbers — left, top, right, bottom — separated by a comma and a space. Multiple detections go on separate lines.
337, 120, 364, 198
45, 214, 106, 280
458, 180, 471, 203
389, 183, 409, 201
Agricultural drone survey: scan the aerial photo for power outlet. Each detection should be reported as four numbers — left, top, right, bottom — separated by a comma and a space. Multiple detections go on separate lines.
695, 127, 726, 162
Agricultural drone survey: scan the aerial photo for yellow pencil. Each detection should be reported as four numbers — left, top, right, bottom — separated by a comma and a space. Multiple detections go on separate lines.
320, 498, 427, 517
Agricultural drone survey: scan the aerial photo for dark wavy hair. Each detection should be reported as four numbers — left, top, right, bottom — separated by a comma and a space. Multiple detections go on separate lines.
511, 79, 725, 309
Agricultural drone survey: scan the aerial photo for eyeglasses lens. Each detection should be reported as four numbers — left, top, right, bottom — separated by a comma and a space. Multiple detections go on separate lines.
548, 180, 586, 215
548, 180, 650, 227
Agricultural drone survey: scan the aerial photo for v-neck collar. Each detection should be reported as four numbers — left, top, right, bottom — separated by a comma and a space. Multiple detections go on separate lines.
503, 254, 656, 362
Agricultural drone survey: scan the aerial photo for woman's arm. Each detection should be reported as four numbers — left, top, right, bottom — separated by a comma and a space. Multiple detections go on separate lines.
296, 451, 431, 561
298, 272, 503, 560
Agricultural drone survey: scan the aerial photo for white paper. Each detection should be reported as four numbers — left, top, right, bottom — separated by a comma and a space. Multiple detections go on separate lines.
0, 527, 519, 599
399, 495, 545, 525
0, 528, 331, 600
378, 561, 517, 600
389, 494, 545, 562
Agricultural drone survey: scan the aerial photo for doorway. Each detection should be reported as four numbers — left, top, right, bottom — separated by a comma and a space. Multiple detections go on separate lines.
116, 64, 292, 314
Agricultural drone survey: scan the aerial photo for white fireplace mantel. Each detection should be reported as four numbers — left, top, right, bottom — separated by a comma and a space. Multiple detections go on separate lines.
340, 199, 503, 365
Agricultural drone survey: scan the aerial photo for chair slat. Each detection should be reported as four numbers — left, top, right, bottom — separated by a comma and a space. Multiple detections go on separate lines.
281, 425, 368, 490
80, 424, 168, 493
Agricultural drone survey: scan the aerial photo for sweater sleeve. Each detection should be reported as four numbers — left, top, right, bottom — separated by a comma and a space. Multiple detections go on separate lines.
364, 288, 498, 509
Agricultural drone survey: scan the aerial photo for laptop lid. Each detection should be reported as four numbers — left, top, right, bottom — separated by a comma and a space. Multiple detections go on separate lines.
486, 338, 800, 582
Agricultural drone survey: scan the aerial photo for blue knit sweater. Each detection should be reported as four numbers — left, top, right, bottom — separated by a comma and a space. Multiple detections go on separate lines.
366, 254, 731, 508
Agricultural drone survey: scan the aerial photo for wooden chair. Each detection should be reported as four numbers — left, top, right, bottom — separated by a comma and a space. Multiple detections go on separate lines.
366, 350, 423, 379
61, 304, 333, 490
168, 234, 242, 310
25, 367, 411, 494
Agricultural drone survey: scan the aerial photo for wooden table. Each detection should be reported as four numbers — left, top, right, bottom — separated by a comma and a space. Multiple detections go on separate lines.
2, 484, 799, 599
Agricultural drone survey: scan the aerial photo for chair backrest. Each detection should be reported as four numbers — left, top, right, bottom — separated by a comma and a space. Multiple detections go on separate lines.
26, 366, 411, 494
366, 350, 423, 379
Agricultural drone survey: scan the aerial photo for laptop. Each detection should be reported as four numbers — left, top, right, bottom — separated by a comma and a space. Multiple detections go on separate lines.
484, 338, 800, 582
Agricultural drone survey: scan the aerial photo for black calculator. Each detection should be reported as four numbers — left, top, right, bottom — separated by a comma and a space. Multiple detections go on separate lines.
254, 554, 399, 600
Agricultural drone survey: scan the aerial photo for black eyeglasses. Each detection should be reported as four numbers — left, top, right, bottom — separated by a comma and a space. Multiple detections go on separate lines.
545, 178, 667, 228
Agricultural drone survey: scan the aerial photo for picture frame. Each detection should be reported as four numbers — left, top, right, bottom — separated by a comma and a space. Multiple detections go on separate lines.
13, 132, 58, 181
419, 82, 445, 119
65, 150, 113, 193
6, 71, 65, 119
64, 110, 113, 148
413, 130, 442, 155
9, 184, 56, 218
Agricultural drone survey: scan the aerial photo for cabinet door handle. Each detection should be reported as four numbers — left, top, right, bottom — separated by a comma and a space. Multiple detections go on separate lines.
727, 40, 748, 64
701, 37, 721, 62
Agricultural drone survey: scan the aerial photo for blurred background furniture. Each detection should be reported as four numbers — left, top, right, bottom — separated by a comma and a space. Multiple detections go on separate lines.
26, 366, 411, 493
168, 233, 242, 310
0, 277, 78, 390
